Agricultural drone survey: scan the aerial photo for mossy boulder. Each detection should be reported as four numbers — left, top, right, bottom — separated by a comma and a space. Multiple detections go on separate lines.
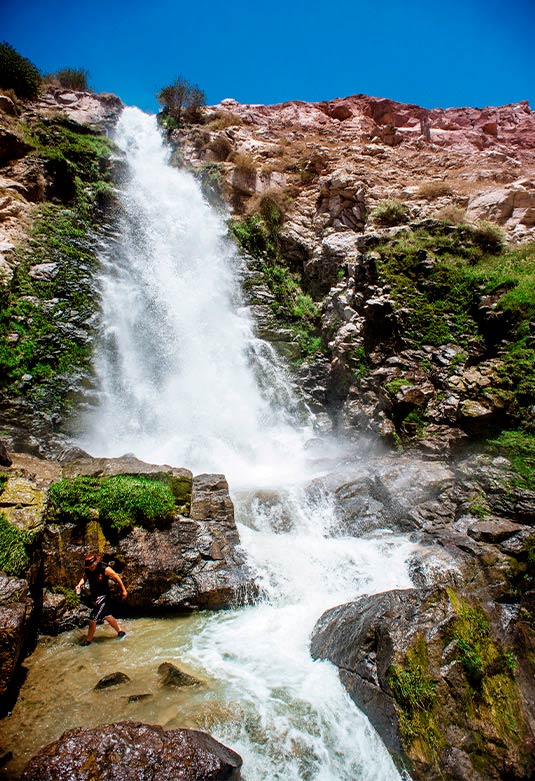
311, 587, 535, 781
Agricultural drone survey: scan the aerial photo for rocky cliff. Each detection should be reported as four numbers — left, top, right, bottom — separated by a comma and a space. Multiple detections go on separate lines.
175, 95, 535, 455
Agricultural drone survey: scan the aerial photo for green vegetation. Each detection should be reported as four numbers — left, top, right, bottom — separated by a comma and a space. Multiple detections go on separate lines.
387, 635, 443, 761
52, 585, 80, 609
384, 377, 415, 396
48, 475, 177, 537
0, 41, 41, 100
376, 228, 535, 431
230, 202, 323, 359
448, 592, 521, 742
157, 77, 206, 129
370, 198, 410, 227
0, 512, 33, 576
0, 118, 114, 420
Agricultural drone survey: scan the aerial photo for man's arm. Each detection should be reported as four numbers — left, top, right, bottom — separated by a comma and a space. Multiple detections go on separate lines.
75, 575, 86, 594
105, 566, 128, 598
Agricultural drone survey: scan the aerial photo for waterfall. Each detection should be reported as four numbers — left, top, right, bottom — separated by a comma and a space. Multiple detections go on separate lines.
79, 107, 312, 485
78, 107, 415, 780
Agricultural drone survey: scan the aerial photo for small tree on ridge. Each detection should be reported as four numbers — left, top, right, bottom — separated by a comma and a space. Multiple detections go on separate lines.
157, 76, 206, 128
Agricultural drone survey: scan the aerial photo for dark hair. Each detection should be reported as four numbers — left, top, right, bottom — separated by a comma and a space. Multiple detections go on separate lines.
84, 554, 100, 568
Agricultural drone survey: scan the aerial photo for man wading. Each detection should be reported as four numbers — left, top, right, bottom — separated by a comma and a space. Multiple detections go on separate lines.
76, 554, 127, 646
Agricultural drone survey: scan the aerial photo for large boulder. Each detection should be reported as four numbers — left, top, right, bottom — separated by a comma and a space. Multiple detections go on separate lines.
41, 460, 255, 624
311, 587, 535, 781
20, 721, 242, 780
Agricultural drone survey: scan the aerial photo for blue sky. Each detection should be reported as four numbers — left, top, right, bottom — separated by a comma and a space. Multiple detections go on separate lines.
2, 0, 534, 113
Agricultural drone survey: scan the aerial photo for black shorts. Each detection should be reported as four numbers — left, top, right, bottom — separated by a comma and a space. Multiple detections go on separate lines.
89, 595, 111, 623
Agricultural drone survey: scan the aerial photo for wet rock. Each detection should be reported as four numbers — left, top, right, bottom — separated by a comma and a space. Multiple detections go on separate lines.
20, 721, 243, 780
94, 672, 131, 690
0, 473, 47, 532
41, 458, 255, 620
467, 517, 527, 544
190, 473, 234, 522
127, 693, 152, 703
158, 662, 202, 687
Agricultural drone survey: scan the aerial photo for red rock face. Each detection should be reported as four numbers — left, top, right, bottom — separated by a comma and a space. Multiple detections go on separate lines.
214, 93, 535, 157
183, 93, 535, 247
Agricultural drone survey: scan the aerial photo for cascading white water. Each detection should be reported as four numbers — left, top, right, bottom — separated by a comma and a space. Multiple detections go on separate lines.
78, 107, 415, 780
79, 107, 311, 484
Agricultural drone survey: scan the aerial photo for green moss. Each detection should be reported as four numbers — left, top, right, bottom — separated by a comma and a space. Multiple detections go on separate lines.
47, 475, 177, 537
447, 592, 522, 742
384, 377, 415, 396
0, 512, 32, 576
387, 635, 444, 761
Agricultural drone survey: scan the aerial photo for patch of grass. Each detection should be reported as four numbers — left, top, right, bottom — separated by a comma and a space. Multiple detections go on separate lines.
436, 205, 467, 225
487, 430, 535, 489
387, 635, 443, 761
47, 476, 177, 538
464, 242, 535, 318
205, 111, 243, 130
0, 512, 33, 577
377, 228, 482, 347
385, 377, 415, 396
351, 345, 369, 378
231, 151, 256, 176
53, 68, 90, 91
229, 215, 274, 258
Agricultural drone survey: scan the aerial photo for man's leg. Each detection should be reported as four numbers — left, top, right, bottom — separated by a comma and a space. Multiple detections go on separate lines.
82, 620, 96, 645
104, 615, 124, 636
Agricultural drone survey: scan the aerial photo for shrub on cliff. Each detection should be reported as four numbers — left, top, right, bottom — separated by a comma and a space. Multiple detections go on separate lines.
157, 77, 206, 128
0, 42, 41, 100
371, 198, 410, 227
54, 68, 90, 91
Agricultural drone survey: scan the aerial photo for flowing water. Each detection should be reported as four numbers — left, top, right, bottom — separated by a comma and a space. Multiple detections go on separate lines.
1, 108, 418, 779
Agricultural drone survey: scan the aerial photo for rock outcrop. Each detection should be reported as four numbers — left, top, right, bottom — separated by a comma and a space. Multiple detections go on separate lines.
0, 575, 33, 713
311, 587, 534, 781
20, 721, 242, 781
310, 447, 535, 781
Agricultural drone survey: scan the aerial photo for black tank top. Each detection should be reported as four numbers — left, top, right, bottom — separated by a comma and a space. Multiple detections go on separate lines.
86, 562, 110, 598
